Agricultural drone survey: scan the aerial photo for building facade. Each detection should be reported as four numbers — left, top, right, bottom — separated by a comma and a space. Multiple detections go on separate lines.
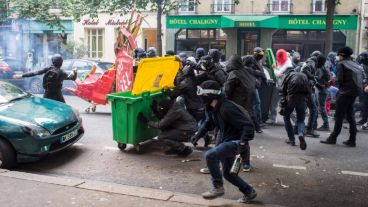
166, 0, 361, 60
73, 12, 164, 62
359, 0, 368, 52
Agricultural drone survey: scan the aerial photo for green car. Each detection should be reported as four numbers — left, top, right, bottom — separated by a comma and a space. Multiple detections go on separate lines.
0, 81, 84, 169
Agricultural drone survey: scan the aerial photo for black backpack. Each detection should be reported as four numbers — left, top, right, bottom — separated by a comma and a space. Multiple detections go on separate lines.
285, 71, 310, 95
341, 60, 364, 93
43, 67, 61, 90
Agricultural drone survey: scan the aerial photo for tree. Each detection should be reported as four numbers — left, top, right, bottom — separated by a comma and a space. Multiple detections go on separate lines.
324, 0, 340, 53
0, 0, 10, 23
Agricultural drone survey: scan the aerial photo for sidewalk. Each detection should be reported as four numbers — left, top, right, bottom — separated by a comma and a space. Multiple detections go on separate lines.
0, 170, 280, 207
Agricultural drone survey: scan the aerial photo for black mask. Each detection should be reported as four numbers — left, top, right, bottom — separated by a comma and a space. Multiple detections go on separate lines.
255, 54, 264, 61
200, 96, 213, 107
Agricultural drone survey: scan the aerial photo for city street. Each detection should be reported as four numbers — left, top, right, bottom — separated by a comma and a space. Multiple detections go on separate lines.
12, 96, 368, 207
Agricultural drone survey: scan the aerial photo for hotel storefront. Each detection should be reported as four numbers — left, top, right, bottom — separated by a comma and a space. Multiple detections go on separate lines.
166, 15, 358, 60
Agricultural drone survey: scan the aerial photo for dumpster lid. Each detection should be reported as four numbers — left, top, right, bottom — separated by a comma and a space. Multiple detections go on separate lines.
132, 56, 180, 95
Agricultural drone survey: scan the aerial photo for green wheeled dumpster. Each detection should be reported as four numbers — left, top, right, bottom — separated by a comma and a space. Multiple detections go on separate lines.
107, 56, 180, 153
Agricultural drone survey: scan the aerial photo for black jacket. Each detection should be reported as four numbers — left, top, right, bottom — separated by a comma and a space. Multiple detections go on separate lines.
362, 64, 368, 88
336, 59, 363, 97
315, 66, 331, 90
196, 96, 255, 144
167, 77, 203, 110
197, 64, 227, 86
148, 102, 197, 132
282, 71, 310, 101
224, 56, 256, 111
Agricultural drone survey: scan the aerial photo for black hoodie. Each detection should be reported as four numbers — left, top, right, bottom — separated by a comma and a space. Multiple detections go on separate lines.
224, 55, 256, 111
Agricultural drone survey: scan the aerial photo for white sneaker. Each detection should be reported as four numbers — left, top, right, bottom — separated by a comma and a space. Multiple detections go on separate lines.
200, 167, 210, 174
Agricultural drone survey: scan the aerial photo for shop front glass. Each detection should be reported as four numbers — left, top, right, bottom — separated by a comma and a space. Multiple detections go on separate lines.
239, 30, 259, 56
272, 30, 346, 60
175, 29, 226, 58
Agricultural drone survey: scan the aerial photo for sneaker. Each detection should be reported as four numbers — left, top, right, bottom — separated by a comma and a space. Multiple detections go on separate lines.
200, 167, 210, 174
202, 186, 225, 199
177, 146, 193, 157
164, 149, 178, 155
285, 139, 296, 146
343, 140, 356, 147
316, 126, 330, 131
242, 164, 252, 172
237, 189, 257, 203
305, 130, 320, 138
361, 123, 368, 130
299, 136, 307, 150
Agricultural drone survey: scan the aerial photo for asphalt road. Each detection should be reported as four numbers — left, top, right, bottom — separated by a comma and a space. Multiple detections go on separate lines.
16, 96, 368, 207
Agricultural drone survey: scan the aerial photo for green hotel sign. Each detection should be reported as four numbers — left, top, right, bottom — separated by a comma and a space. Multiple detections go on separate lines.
167, 15, 357, 30
279, 15, 357, 30
166, 15, 221, 29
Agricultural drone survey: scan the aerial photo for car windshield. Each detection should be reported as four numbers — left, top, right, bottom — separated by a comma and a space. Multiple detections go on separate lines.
97, 62, 113, 70
0, 81, 29, 104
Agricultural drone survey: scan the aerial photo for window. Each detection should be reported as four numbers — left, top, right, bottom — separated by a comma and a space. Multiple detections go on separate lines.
178, 0, 195, 13
214, 0, 232, 13
270, 0, 290, 13
86, 28, 104, 58
313, 0, 326, 12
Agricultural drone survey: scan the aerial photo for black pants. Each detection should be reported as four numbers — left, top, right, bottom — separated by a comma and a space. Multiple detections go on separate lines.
44, 90, 65, 103
359, 93, 368, 123
240, 141, 250, 166
306, 93, 318, 130
158, 129, 193, 152
329, 94, 357, 142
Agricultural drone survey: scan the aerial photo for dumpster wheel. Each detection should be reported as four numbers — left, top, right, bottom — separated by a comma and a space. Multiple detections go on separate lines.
135, 144, 143, 154
117, 143, 127, 151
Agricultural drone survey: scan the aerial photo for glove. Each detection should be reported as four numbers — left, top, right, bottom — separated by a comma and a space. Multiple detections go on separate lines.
238, 141, 248, 155
190, 134, 199, 147
137, 112, 149, 125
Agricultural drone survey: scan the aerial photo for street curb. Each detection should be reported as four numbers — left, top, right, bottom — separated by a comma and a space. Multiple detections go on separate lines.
0, 171, 242, 206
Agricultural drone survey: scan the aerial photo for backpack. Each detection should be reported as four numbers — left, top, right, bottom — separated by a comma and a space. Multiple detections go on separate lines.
43, 67, 61, 90
341, 60, 364, 93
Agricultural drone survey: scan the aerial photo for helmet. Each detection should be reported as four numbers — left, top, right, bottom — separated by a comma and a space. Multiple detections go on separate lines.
310, 50, 322, 57
165, 50, 175, 56
51, 54, 63, 68
253, 47, 264, 61
359, 51, 368, 65
147, 47, 157, 58
134, 48, 146, 59
337, 47, 353, 58
208, 49, 221, 63
195, 48, 206, 60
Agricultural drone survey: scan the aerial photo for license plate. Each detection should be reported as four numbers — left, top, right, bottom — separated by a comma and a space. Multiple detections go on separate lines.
61, 129, 78, 143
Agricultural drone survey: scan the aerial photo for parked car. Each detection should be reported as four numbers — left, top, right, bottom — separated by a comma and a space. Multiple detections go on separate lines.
0, 57, 27, 90
26, 59, 113, 94
0, 81, 84, 169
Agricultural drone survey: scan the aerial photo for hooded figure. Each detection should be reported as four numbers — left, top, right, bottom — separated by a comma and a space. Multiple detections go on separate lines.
291, 51, 301, 68
13, 54, 77, 103
197, 55, 227, 86
195, 48, 206, 62
147, 47, 157, 58
208, 49, 221, 63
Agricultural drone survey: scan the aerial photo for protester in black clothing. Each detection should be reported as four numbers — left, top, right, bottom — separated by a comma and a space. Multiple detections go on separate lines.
138, 99, 197, 156
224, 54, 256, 171
315, 55, 331, 131
252, 48, 267, 127
321, 47, 364, 147
197, 55, 227, 86
195, 48, 206, 63
357, 51, 368, 126
13, 54, 77, 103
291, 51, 302, 68
191, 80, 257, 203
281, 69, 310, 150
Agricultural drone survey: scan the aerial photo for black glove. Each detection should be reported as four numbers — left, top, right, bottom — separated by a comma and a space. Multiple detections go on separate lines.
238, 141, 248, 155
137, 112, 149, 124
190, 134, 199, 147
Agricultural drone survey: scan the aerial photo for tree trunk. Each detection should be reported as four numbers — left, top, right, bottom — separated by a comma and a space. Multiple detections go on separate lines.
325, 0, 337, 54
156, 0, 163, 56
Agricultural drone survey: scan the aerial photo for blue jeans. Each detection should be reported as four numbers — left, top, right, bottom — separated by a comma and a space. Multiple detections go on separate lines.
306, 93, 318, 130
253, 89, 262, 123
284, 98, 306, 141
317, 88, 329, 127
205, 141, 253, 194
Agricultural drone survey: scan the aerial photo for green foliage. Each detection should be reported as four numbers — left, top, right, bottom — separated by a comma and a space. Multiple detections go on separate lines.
61, 39, 89, 59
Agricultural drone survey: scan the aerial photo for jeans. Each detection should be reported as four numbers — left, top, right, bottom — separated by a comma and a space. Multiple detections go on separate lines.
240, 141, 250, 166
158, 129, 193, 152
306, 93, 318, 130
317, 88, 329, 127
284, 98, 306, 142
329, 94, 357, 142
359, 93, 368, 122
270, 87, 281, 122
253, 89, 262, 123
205, 141, 253, 194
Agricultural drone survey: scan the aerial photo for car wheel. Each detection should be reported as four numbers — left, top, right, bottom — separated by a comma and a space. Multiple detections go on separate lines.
0, 139, 17, 169
29, 78, 44, 94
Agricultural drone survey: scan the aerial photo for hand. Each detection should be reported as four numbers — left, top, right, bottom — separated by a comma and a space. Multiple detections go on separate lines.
190, 135, 199, 147
238, 141, 248, 155
365, 85, 368, 93
13, 74, 22, 79
137, 112, 149, 124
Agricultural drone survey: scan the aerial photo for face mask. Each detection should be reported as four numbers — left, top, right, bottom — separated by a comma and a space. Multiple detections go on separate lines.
255, 54, 264, 60
200, 95, 213, 107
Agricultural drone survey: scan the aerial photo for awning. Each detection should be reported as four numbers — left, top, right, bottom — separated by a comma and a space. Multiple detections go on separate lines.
22, 20, 73, 34
221, 16, 279, 28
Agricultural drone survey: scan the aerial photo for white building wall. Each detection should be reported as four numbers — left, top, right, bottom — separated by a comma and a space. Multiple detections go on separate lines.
73, 12, 165, 62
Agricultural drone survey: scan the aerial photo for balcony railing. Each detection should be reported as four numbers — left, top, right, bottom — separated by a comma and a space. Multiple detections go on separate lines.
211, 4, 235, 13
266, 3, 293, 14
176, 3, 197, 15
310, 3, 326, 13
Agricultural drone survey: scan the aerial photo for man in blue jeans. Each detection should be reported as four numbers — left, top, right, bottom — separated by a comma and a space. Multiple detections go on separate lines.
190, 80, 257, 203
281, 69, 310, 150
